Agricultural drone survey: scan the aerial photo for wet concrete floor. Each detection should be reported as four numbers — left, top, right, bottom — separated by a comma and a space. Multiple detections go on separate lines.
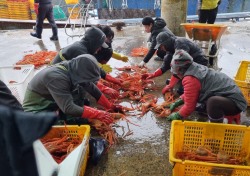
0, 19, 250, 176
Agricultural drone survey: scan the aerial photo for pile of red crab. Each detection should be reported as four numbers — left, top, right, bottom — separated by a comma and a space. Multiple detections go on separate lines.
16, 51, 57, 68
91, 65, 179, 148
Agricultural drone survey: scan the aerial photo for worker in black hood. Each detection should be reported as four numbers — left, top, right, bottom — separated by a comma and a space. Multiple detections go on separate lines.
51, 26, 122, 99
51, 26, 109, 64
138, 16, 175, 67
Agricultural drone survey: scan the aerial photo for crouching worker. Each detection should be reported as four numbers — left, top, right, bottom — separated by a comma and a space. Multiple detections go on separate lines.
23, 54, 123, 125
142, 31, 208, 95
165, 50, 247, 123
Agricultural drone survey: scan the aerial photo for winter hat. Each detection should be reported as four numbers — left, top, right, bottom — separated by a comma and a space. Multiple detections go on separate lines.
170, 49, 193, 75
154, 31, 175, 49
142, 16, 154, 25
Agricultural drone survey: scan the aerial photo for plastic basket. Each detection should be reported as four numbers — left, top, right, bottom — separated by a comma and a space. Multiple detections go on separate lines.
0, 65, 34, 103
68, 7, 80, 19
169, 121, 250, 176
234, 60, 250, 106
65, 0, 79, 4
34, 125, 90, 176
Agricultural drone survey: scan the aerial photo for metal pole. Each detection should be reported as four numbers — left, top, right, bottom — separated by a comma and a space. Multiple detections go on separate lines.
161, 0, 187, 37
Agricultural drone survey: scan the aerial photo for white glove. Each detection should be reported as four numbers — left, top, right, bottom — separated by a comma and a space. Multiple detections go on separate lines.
147, 42, 152, 48
138, 61, 146, 68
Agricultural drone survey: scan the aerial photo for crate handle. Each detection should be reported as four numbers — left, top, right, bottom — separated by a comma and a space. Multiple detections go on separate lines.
208, 167, 234, 176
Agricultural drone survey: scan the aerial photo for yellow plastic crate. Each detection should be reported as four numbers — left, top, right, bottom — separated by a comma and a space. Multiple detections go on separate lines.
169, 121, 250, 176
35, 125, 90, 176
68, 7, 80, 19
65, 0, 78, 4
234, 60, 250, 106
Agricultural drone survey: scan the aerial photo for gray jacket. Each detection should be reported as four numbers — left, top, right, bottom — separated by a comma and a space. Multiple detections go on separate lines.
184, 62, 247, 111
23, 54, 102, 117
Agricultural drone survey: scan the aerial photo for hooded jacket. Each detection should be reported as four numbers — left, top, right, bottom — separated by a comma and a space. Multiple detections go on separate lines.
160, 36, 208, 73
23, 54, 102, 117
53, 27, 106, 64
143, 18, 175, 63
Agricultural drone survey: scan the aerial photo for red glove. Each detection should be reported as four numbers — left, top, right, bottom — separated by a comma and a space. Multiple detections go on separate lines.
162, 75, 180, 94
105, 74, 122, 86
97, 81, 119, 99
97, 94, 124, 113
142, 68, 162, 80
34, 3, 39, 15
82, 106, 113, 124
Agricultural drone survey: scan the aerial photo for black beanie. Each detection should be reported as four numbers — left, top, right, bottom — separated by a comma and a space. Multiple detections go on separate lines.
142, 16, 154, 25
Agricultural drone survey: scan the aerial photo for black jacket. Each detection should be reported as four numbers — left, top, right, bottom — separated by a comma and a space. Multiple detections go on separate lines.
0, 105, 57, 176
56, 27, 106, 64
160, 37, 208, 73
143, 18, 175, 63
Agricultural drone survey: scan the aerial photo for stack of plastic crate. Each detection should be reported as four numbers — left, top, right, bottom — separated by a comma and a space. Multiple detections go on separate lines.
29, 0, 36, 20
7, 0, 31, 20
0, 0, 9, 19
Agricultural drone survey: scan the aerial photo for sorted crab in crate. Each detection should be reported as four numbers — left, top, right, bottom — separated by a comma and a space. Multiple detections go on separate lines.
176, 146, 247, 165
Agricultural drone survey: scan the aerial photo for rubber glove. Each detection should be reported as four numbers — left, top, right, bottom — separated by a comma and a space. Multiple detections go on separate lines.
105, 74, 122, 86
97, 94, 123, 113
34, 3, 39, 15
147, 42, 152, 48
169, 98, 184, 111
167, 112, 182, 121
141, 68, 162, 80
112, 51, 129, 62
138, 61, 146, 68
82, 106, 113, 124
97, 82, 119, 99
162, 75, 180, 94
98, 63, 112, 73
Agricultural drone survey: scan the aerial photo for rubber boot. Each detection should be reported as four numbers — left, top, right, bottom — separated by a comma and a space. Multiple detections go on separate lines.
208, 115, 224, 123
195, 103, 206, 113
89, 137, 108, 165
224, 114, 240, 124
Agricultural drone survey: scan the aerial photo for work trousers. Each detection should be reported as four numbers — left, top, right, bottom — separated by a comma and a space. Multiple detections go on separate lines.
36, 3, 58, 37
